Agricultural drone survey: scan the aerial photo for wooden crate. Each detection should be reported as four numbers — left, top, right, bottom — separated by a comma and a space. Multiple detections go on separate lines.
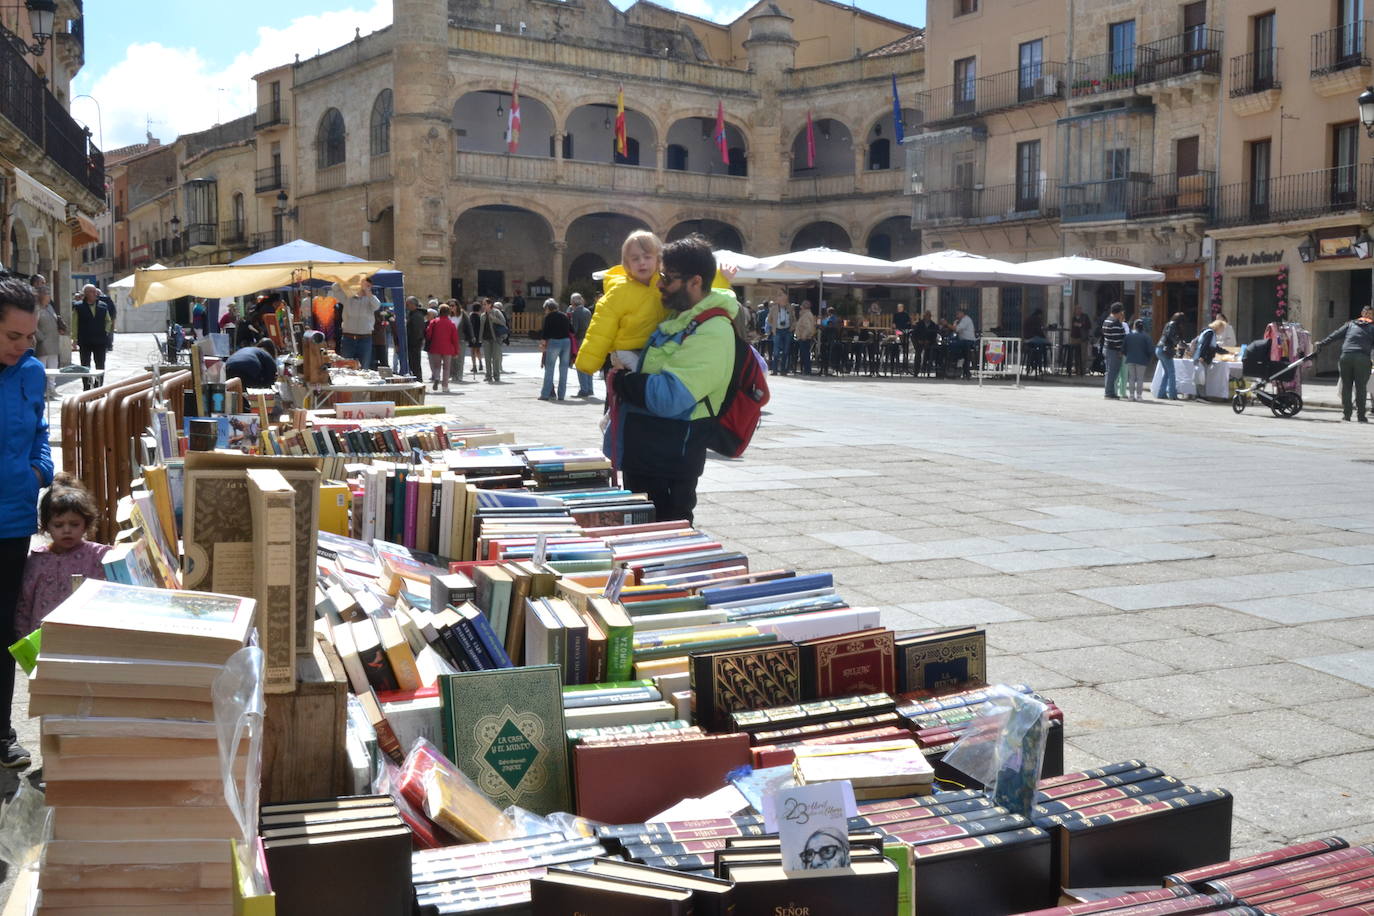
260, 650, 350, 804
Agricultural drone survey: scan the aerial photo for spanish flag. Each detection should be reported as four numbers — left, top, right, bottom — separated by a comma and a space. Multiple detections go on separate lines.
614, 85, 627, 157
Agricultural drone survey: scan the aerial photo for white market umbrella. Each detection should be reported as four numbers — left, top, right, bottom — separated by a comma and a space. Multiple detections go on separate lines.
1016, 255, 1165, 283
754, 247, 908, 282
894, 250, 1062, 287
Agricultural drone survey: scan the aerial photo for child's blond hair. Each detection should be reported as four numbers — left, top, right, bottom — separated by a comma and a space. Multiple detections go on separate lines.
621, 230, 663, 266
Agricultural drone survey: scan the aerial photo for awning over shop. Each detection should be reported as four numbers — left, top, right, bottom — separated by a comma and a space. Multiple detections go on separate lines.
13, 167, 66, 222
131, 259, 394, 306
66, 213, 98, 247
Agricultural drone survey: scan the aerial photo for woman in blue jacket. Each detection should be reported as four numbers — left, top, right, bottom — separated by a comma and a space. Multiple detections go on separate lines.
0, 277, 54, 769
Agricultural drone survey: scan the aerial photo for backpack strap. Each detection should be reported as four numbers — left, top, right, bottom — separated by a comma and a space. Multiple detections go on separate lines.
674, 307, 736, 419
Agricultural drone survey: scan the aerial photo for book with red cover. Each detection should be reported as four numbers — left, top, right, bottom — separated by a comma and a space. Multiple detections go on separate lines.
573, 733, 751, 824
797, 628, 896, 701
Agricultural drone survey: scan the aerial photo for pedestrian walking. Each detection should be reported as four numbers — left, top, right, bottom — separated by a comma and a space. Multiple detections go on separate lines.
569, 293, 594, 397
1318, 304, 1374, 422
1155, 311, 1184, 400
1101, 303, 1126, 399
479, 298, 506, 382
404, 296, 426, 383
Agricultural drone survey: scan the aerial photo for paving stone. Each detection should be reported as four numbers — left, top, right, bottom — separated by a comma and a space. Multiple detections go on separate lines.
1098, 673, 1273, 719
1117, 635, 1274, 673
1069, 723, 1267, 775
1202, 708, 1374, 763
1025, 645, 1177, 685
986, 620, 1105, 654
811, 529, 909, 548
1298, 617, 1374, 648
1064, 614, 1194, 645
1297, 750, 1374, 792
1297, 649, 1374, 689
1220, 596, 1368, 625
986, 654, 1081, 691
996, 592, 1120, 619
1197, 766, 1374, 837
894, 598, 1028, 626
1213, 626, 1357, 660
1048, 686, 1169, 733
1197, 662, 1373, 707
1296, 695, 1374, 738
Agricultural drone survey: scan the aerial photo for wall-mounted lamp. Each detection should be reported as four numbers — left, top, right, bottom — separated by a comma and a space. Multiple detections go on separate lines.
1360, 86, 1374, 137
603, 111, 612, 130
495, 224, 505, 240
874, 123, 882, 136
169, 215, 181, 235
1297, 234, 1317, 263
496, 94, 504, 118
0, 0, 57, 57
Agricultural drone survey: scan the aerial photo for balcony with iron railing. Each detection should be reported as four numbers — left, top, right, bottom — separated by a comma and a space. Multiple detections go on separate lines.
1211, 163, 1374, 227
255, 100, 288, 129
1311, 22, 1372, 96
913, 180, 1061, 225
918, 63, 1066, 126
220, 219, 247, 246
252, 230, 286, 251
0, 35, 104, 202
182, 222, 217, 251
1230, 48, 1281, 97
1069, 49, 1141, 100
1061, 171, 1216, 222
1136, 28, 1224, 86
255, 165, 286, 193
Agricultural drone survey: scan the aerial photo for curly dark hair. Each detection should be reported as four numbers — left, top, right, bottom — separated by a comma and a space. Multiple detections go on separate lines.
0, 276, 37, 320
40, 472, 100, 530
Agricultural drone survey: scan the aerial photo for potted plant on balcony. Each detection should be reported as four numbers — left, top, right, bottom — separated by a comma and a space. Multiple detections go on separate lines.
1105, 71, 1134, 91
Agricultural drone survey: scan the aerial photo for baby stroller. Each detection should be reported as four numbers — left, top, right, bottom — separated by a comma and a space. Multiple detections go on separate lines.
1231, 341, 1314, 417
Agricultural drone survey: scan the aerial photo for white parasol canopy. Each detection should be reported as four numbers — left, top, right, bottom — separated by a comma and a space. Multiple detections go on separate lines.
894, 250, 1064, 286
1014, 255, 1165, 283
131, 259, 394, 307
753, 247, 909, 282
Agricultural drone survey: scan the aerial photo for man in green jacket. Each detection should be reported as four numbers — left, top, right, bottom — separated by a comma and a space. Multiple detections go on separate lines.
607, 235, 737, 523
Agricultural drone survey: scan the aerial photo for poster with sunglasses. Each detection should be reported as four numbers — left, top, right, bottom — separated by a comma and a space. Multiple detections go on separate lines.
770, 781, 854, 876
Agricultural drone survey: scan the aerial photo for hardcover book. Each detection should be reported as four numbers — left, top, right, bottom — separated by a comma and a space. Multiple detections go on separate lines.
530, 868, 692, 915
247, 469, 297, 693
798, 628, 896, 700
690, 644, 801, 733
895, 627, 986, 694
438, 665, 572, 815
574, 733, 751, 825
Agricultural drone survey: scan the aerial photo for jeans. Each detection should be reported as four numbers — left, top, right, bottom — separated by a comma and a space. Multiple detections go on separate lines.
796, 338, 813, 374
1104, 349, 1123, 396
482, 338, 503, 380
1155, 346, 1176, 398
576, 369, 595, 396
1339, 352, 1372, 419
542, 338, 570, 400
340, 335, 372, 369
1127, 363, 1147, 399
772, 329, 793, 373
408, 344, 424, 381
0, 537, 28, 735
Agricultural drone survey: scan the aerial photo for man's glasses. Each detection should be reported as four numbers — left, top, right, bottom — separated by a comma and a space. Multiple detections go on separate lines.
659, 273, 684, 287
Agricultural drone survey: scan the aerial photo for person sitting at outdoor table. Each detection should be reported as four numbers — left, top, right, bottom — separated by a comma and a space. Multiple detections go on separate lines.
1022, 308, 1051, 373
224, 339, 279, 389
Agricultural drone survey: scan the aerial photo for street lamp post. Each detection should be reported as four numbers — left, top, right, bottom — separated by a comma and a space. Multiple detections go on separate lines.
72, 94, 103, 151
0, 0, 57, 57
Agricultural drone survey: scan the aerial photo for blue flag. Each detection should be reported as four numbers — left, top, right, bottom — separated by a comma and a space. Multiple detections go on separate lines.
891, 74, 905, 145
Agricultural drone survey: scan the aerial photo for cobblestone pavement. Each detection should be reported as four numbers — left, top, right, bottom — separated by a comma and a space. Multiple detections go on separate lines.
23, 336, 1374, 871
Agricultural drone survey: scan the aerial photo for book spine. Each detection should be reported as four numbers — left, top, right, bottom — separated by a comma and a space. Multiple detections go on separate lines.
452, 617, 497, 670
1166, 838, 1352, 888
405, 476, 419, 549
1037, 766, 1165, 800
466, 609, 514, 668
1036, 776, 1187, 814
1039, 786, 1204, 823
563, 688, 660, 709
887, 813, 1031, 845
1097, 894, 1239, 916
617, 824, 766, 845
1059, 789, 1230, 830
1243, 862, 1374, 906
635, 853, 715, 871
1010, 886, 1195, 916
857, 804, 1011, 828
1039, 759, 1151, 790
621, 838, 731, 858
910, 825, 1048, 859
1206, 847, 1374, 896
595, 817, 763, 839
438, 625, 481, 671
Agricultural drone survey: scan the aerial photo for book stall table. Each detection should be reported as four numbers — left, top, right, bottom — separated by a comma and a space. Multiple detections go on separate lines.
309, 378, 426, 408
1151, 358, 1242, 400
25, 409, 1267, 916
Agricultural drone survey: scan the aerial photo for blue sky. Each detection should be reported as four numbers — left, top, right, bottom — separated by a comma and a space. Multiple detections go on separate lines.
73, 0, 923, 151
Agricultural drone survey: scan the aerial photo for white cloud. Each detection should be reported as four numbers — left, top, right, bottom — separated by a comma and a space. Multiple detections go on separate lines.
657, 0, 754, 23
73, 1, 392, 151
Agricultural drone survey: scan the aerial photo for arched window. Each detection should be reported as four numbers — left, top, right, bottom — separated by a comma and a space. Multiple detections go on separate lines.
613, 136, 641, 166
666, 144, 688, 171
317, 108, 346, 169
370, 90, 392, 156
230, 192, 245, 241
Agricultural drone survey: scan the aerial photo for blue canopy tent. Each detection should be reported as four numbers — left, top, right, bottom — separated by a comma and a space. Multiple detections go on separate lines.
229, 240, 410, 374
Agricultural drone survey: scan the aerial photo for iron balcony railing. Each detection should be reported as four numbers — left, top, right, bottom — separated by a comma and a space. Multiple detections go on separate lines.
0, 36, 104, 198
255, 165, 286, 193
252, 230, 286, 251
220, 220, 247, 245
1070, 49, 1140, 98
183, 222, 217, 250
1057, 171, 1217, 223
1230, 48, 1281, 97
917, 62, 1066, 125
1212, 162, 1374, 227
255, 100, 288, 129
1137, 28, 1224, 84
913, 180, 1061, 224
1312, 21, 1370, 75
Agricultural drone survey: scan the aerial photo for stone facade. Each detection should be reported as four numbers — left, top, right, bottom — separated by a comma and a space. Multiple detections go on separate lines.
255, 0, 922, 305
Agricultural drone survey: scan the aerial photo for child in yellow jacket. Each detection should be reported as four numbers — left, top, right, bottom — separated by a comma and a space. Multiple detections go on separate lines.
574, 230, 668, 375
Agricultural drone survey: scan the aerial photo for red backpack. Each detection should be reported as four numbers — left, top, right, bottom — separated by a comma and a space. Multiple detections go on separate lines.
680, 307, 770, 458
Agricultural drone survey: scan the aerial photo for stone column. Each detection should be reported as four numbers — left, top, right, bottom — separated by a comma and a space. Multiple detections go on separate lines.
554, 132, 566, 183
391, 0, 454, 297
655, 142, 667, 192
552, 240, 567, 294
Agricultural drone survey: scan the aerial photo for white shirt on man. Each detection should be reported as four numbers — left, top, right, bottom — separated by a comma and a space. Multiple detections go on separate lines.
332, 283, 380, 336
955, 315, 976, 341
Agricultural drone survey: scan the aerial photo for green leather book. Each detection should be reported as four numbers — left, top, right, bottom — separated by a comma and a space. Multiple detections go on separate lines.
438, 664, 572, 815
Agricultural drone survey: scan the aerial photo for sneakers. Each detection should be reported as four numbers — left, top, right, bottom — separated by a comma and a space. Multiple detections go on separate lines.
2, 730, 31, 769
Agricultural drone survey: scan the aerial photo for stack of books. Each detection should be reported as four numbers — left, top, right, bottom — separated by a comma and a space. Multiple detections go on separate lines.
31, 580, 256, 913
1167, 837, 1372, 915
713, 834, 901, 914
1030, 761, 1234, 887
260, 795, 412, 915
597, 814, 772, 873
792, 738, 935, 799
411, 831, 606, 914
